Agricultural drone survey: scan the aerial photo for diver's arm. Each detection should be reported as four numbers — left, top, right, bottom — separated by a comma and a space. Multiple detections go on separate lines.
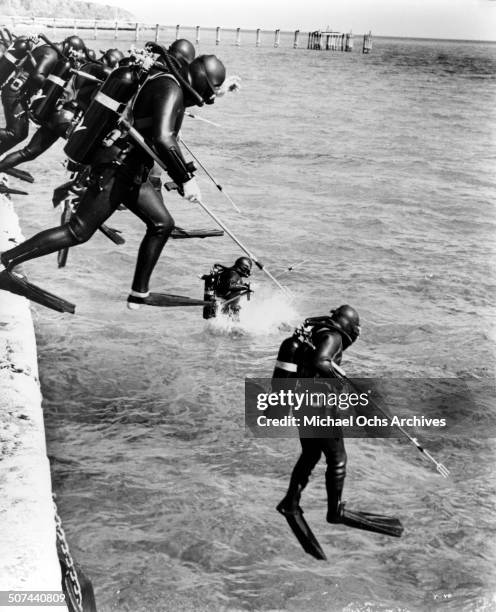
26, 47, 58, 93
312, 332, 343, 377
150, 79, 193, 188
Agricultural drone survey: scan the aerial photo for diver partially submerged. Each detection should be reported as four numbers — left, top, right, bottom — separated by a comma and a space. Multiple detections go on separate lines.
0, 43, 228, 313
202, 256, 253, 320
272, 305, 403, 559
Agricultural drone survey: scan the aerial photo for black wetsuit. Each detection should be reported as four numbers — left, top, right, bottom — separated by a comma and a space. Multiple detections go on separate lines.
1, 72, 193, 295
216, 266, 249, 315
0, 44, 59, 156
0, 62, 108, 173
278, 326, 347, 520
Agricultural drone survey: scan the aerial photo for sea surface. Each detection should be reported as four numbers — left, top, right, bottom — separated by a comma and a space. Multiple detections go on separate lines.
3, 33, 496, 611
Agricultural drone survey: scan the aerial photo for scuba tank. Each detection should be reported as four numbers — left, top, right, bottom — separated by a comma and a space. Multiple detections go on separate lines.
271, 319, 323, 390
73, 61, 110, 112
0, 37, 35, 89
30, 57, 72, 125
201, 263, 224, 320
64, 62, 141, 165
272, 335, 305, 380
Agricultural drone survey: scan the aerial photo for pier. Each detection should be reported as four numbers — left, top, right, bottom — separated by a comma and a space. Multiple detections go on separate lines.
0, 193, 67, 608
0, 16, 372, 51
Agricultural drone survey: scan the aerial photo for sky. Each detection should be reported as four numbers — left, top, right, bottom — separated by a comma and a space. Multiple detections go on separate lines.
93, 0, 496, 41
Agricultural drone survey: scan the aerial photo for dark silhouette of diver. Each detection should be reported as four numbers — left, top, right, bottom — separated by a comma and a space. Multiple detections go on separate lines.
0, 36, 86, 157
202, 257, 252, 319
273, 305, 403, 556
0, 49, 227, 313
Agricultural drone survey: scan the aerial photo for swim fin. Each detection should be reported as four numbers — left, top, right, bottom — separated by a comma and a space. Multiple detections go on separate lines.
2, 167, 35, 183
332, 502, 404, 537
127, 293, 209, 308
277, 503, 327, 561
171, 227, 224, 239
98, 224, 125, 245
52, 180, 77, 207
0, 183, 28, 196
0, 269, 75, 314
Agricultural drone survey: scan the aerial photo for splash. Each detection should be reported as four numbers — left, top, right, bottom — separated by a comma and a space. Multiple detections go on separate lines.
205, 287, 299, 336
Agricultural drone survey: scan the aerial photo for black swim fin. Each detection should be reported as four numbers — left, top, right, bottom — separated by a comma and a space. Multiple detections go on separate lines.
277, 503, 327, 561
171, 227, 224, 239
0, 269, 75, 314
332, 502, 404, 537
98, 224, 125, 245
127, 293, 209, 308
0, 183, 28, 196
52, 181, 77, 208
2, 167, 35, 183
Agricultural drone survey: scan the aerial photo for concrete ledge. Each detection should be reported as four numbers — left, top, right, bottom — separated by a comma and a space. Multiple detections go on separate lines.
0, 194, 67, 607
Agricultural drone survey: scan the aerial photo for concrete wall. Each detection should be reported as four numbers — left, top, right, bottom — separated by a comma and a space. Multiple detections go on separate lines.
0, 194, 68, 609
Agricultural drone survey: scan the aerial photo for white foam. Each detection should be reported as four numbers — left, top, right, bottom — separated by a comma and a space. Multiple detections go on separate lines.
206, 287, 299, 336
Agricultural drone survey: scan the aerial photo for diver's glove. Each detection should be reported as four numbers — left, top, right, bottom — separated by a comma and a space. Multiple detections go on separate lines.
182, 177, 202, 202
217, 75, 241, 96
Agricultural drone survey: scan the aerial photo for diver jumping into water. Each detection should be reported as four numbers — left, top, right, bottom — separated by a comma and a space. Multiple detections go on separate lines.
0, 45, 125, 178
0, 35, 87, 157
0, 45, 228, 313
273, 305, 403, 559
0, 39, 107, 177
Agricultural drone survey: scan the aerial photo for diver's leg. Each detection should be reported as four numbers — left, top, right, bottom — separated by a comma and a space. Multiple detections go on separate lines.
322, 437, 347, 522
123, 179, 175, 294
1, 169, 119, 269
0, 88, 29, 155
277, 438, 323, 514
0, 125, 58, 171
322, 436, 403, 536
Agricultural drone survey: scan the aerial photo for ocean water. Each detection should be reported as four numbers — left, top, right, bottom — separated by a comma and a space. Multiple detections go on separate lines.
3, 34, 496, 611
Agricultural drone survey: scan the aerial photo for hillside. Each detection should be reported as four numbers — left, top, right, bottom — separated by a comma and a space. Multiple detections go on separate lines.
0, 0, 136, 20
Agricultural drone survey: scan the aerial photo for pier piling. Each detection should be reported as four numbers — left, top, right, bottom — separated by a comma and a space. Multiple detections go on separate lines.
363, 30, 372, 53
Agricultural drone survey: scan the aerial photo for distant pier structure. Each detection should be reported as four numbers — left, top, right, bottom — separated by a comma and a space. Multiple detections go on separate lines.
0, 17, 372, 52
307, 30, 354, 52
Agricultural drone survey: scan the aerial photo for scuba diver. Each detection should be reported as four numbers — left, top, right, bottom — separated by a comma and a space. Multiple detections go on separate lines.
99, 48, 124, 68
168, 38, 196, 63
0, 45, 228, 314
273, 305, 403, 559
0, 35, 87, 157
0, 46, 122, 177
202, 256, 252, 320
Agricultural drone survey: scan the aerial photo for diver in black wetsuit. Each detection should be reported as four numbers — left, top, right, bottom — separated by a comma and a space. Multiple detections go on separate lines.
0, 48, 120, 175
216, 257, 252, 316
0, 36, 86, 157
0, 50, 227, 312
275, 305, 403, 539
202, 257, 252, 319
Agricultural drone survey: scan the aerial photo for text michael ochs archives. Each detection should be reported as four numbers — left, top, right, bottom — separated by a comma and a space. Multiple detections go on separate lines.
254, 389, 447, 429
243, 377, 485, 439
